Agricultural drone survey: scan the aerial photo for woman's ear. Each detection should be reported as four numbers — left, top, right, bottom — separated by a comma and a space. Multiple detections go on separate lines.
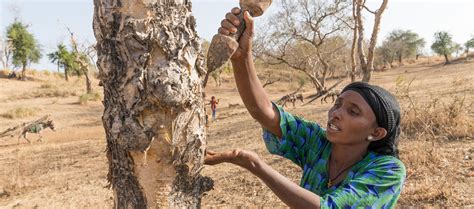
369, 127, 387, 141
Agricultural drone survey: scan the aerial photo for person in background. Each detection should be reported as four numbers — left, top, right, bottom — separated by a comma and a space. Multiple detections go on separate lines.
210, 96, 220, 121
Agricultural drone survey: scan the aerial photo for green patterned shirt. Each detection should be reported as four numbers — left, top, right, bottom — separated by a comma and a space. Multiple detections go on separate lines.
262, 104, 406, 209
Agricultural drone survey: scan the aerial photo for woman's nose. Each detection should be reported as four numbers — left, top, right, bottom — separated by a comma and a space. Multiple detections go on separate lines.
329, 107, 342, 120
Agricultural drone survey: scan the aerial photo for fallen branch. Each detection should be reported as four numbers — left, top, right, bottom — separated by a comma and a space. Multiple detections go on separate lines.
263, 78, 281, 88
304, 79, 345, 105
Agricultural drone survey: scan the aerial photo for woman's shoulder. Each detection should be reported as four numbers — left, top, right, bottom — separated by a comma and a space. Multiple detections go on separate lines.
362, 152, 406, 178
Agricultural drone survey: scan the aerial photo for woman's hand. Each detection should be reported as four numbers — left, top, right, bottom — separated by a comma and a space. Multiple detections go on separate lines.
205, 149, 261, 171
218, 7, 254, 61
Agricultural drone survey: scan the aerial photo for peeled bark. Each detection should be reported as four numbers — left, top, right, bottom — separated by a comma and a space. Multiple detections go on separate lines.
93, 0, 212, 208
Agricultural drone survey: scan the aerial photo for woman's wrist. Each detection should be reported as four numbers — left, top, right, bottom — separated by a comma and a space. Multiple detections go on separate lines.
231, 53, 253, 65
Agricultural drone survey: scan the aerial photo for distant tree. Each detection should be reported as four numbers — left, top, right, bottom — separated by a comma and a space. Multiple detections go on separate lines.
375, 40, 397, 68
66, 27, 94, 93
431, 31, 456, 64
464, 37, 474, 56
201, 39, 214, 87
386, 30, 425, 63
47, 43, 72, 80
6, 21, 42, 80
452, 43, 462, 58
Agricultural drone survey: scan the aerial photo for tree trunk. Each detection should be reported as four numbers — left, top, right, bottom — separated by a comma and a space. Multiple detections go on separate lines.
84, 71, 92, 94
65, 67, 69, 81
202, 73, 210, 88
350, 0, 358, 82
93, 0, 212, 208
21, 62, 27, 81
356, 0, 388, 83
365, 0, 388, 82
57, 62, 60, 73
444, 54, 450, 64
355, 0, 368, 82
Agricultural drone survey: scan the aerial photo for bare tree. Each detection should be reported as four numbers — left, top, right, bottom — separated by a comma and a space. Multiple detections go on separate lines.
354, 0, 388, 82
93, 0, 211, 208
0, 36, 13, 70
66, 27, 94, 94
257, 0, 351, 94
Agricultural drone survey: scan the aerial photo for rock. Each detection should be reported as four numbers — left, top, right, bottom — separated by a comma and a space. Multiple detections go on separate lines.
464, 155, 472, 160
0, 187, 10, 197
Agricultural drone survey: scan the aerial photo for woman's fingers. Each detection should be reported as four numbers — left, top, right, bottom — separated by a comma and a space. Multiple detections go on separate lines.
225, 12, 240, 27
218, 27, 230, 36
231, 7, 240, 15
206, 150, 217, 155
204, 150, 225, 165
220, 18, 237, 33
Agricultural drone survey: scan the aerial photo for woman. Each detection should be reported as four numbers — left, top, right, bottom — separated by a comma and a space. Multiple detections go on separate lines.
205, 8, 406, 208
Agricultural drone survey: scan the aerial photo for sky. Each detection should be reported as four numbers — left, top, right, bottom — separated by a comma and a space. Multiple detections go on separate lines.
0, 0, 473, 71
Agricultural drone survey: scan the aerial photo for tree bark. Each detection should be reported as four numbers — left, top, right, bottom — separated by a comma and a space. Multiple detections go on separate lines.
93, 0, 212, 208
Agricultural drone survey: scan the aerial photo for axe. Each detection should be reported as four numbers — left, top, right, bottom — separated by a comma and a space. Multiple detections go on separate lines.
206, 0, 273, 73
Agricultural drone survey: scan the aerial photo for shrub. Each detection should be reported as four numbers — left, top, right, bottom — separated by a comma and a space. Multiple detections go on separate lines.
43, 70, 51, 76
39, 82, 55, 89
78, 92, 101, 105
0, 69, 11, 78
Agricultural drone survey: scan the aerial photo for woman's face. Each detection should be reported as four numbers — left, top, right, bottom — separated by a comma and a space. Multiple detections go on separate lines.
326, 90, 378, 145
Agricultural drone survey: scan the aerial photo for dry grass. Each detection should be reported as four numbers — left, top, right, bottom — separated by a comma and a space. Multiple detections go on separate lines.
396, 77, 473, 206
0, 107, 40, 119
7, 82, 78, 100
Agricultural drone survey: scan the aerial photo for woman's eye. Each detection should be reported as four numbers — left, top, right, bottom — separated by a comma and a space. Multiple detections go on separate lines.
349, 109, 359, 115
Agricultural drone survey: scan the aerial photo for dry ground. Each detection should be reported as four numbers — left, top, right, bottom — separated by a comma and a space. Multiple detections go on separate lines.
0, 59, 472, 208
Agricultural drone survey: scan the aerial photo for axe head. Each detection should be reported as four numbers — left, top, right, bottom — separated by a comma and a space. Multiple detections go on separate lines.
240, 0, 273, 17
206, 34, 239, 73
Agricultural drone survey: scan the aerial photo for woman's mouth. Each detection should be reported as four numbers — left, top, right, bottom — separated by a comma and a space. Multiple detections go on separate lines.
327, 122, 341, 132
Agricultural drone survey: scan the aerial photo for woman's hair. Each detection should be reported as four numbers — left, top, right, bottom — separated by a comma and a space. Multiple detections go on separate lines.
341, 82, 401, 158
